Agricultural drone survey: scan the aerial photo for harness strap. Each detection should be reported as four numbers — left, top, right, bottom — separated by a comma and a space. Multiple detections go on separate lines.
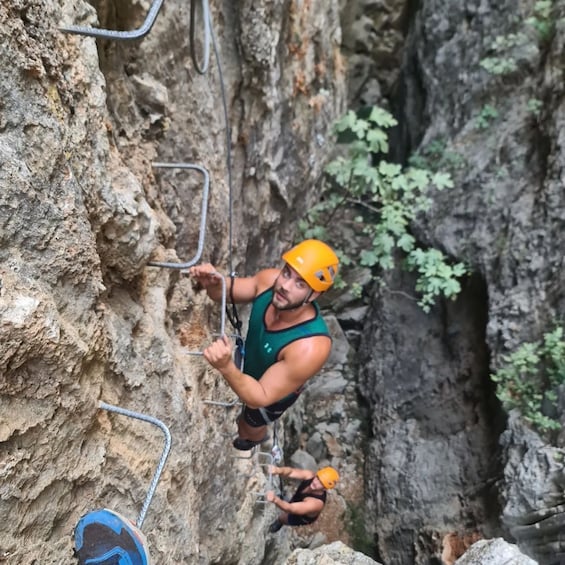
258, 407, 273, 425
226, 273, 243, 334
226, 273, 245, 369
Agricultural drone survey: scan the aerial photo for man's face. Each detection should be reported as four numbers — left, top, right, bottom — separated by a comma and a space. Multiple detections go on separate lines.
311, 476, 325, 490
271, 264, 313, 310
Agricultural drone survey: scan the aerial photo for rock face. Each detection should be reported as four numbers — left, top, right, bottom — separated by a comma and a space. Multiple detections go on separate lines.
499, 413, 565, 565
284, 540, 383, 564
1, 0, 563, 564
455, 538, 538, 565
0, 1, 345, 563
353, 0, 565, 563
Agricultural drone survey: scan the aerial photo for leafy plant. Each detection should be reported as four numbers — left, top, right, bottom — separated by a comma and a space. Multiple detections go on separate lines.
479, 33, 528, 76
475, 104, 499, 130
405, 249, 467, 312
479, 28, 546, 78
480, 56, 519, 76
491, 326, 565, 433
527, 97, 543, 117
526, 1, 555, 41
480, 2, 554, 79
300, 107, 467, 312
408, 137, 466, 173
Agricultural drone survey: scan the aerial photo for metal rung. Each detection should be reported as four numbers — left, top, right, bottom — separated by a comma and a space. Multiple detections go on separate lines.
98, 401, 172, 530
60, 0, 164, 40
250, 452, 275, 503
61, 0, 211, 77
148, 162, 210, 270
203, 398, 241, 407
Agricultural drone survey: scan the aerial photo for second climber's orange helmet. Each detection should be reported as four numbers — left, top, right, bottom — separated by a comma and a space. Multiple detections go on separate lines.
281, 239, 339, 293
316, 467, 340, 490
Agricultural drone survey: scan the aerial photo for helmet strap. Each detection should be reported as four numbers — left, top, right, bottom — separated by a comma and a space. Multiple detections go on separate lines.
302, 289, 314, 305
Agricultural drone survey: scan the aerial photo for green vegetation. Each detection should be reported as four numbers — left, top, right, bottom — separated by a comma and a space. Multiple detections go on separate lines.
345, 504, 376, 558
527, 97, 543, 117
479, 33, 528, 76
480, 2, 554, 78
526, 1, 555, 41
300, 106, 467, 312
408, 138, 466, 173
475, 104, 499, 130
491, 326, 565, 433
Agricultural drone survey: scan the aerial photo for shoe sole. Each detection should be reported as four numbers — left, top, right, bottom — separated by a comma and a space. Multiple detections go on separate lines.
74, 508, 150, 564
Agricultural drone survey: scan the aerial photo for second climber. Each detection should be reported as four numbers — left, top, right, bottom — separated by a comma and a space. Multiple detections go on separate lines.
266, 465, 340, 533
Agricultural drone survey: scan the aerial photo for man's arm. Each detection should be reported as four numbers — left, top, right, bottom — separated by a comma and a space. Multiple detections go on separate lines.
270, 466, 316, 481
202, 333, 331, 407
188, 264, 279, 303
266, 491, 324, 517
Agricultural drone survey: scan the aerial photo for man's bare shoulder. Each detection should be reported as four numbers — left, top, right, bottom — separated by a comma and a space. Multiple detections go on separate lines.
286, 333, 332, 354
281, 334, 332, 372
255, 268, 280, 293
231, 268, 279, 303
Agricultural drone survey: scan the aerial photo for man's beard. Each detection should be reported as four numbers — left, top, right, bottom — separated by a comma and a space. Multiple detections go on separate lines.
271, 288, 307, 311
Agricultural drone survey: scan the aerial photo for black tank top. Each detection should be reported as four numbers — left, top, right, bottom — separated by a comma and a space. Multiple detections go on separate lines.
290, 478, 327, 522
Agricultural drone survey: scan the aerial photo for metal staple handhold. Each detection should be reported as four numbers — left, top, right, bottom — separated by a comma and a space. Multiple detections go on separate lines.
60, 0, 164, 40
98, 401, 172, 530
148, 162, 209, 270
251, 451, 275, 504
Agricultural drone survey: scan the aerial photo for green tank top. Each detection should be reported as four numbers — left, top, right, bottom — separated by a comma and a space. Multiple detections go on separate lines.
243, 288, 331, 385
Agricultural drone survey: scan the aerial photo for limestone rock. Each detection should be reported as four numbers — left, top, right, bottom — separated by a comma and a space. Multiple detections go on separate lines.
454, 538, 538, 565
284, 540, 382, 564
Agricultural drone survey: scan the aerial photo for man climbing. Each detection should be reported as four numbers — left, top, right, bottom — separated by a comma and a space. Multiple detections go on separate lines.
188, 239, 339, 450
266, 465, 340, 533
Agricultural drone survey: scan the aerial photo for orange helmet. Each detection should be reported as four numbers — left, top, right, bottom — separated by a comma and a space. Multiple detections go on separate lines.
282, 239, 339, 292
316, 466, 340, 490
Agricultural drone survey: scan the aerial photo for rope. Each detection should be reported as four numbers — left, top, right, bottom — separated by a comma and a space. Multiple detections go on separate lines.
209, 12, 245, 351
209, 14, 234, 277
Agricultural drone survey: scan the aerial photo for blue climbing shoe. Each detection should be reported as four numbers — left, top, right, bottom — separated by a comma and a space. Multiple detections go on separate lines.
74, 508, 150, 565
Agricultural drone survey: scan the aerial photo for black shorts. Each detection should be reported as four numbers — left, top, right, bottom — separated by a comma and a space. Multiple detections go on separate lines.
287, 513, 318, 526
242, 391, 301, 427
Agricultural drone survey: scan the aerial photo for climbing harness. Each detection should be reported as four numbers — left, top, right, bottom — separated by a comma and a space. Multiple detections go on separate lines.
148, 162, 209, 270
227, 272, 245, 371
74, 402, 172, 564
